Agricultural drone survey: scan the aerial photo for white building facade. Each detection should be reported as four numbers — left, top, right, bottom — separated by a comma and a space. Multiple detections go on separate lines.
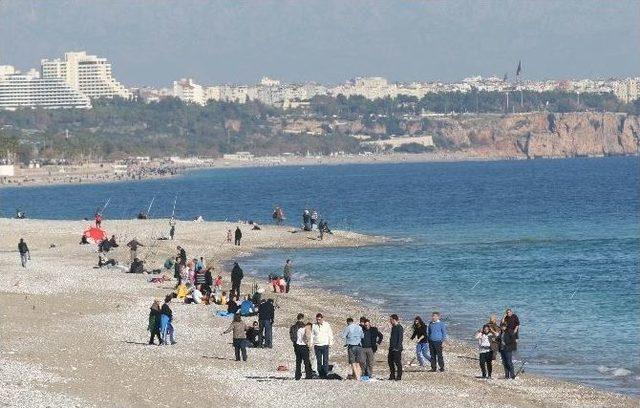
41, 51, 130, 99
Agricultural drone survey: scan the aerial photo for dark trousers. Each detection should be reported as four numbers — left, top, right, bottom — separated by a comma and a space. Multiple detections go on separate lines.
149, 327, 161, 345
234, 238, 241, 246
284, 276, 291, 293
233, 338, 247, 361
429, 340, 445, 370
479, 351, 493, 377
500, 349, 515, 378
259, 320, 273, 348
387, 350, 402, 380
294, 344, 313, 379
314, 345, 330, 378
231, 281, 241, 298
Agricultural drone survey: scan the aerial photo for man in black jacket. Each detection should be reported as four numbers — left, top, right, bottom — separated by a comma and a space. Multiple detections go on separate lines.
258, 299, 275, 348
388, 314, 404, 381
234, 226, 242, 246
230, 262, 243, 298
360, 318, 384, 378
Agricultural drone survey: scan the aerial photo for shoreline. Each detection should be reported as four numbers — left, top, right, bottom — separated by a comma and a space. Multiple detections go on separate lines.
2, 152, 637, 190
0, 218, 637, 406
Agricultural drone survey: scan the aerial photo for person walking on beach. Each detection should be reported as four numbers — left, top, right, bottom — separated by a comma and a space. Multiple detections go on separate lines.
127, 238, 144, 263
498, 322, 517, 379
502, 308, 520, 340
226, 229, 232, 243
234, 226, 242, 246
360, 318, 383, 378
176, 246, 187, 265
411, 316, 431, 369
230, 261, 243, 298
475, 324, 495, 379
18, 238, 30, 268
311, 313, 334, 379
388, 314, 404, 381
342, 317, 364, 380
258, 299, 275, 348
222, 314, 248, 362
148, 300, 162, 345
283, 259, 293, 293
428, 312, 447, 372
160, 295, 177, 345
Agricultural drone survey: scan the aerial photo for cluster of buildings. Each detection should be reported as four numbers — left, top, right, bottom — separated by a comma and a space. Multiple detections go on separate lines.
1, 50, 639, 111
0, 51, 130, 110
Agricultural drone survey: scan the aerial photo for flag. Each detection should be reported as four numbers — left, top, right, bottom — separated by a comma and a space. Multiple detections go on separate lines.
516, 60, 522, 76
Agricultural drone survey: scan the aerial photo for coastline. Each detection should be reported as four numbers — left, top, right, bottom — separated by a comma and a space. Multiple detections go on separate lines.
0, 218, 636, 407
2, 151, 637, 190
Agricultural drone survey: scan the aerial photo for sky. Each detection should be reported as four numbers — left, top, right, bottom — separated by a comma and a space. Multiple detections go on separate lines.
0, 0, 638, 87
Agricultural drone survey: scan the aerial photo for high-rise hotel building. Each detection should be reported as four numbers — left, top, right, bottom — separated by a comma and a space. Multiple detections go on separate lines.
41, 51, 131, 99
0, 65, 91, 110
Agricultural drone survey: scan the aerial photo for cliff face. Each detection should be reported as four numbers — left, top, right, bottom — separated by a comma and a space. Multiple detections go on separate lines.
432, 112, 639, 159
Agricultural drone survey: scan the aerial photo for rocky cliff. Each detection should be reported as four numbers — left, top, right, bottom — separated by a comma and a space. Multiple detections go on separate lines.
429, 112, 639, 159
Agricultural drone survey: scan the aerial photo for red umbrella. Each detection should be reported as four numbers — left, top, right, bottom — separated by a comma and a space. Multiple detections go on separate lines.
84, 226, 107, 243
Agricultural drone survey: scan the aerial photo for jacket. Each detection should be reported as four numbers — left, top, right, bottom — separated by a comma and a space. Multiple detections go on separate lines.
312, 322, 334, 347
361, 326, 384, 352
148, 307, 161, 331
231, 264, 243, 283
411, 324, 428, 343
258, 301, 274, 322
161, 303, 173, 321
224, 321, 247, 339
428, 321, 447, 342
235, 228, 242, 239
389, 324, 404, 352
499, 330, 517, 352
18, 242, 29, 254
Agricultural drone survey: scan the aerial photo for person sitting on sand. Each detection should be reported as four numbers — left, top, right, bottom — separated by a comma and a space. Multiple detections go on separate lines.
227, 297, 240, 314
80, 235, 89, 245
221, 314, 248, 362
129, 257, 144, 274
98, 253, 117, 268
218, 291, 228, 306
246, 321, 260, 347
240, 295, 257, 316
186, 285, 204, 304
108, 235, 119, 248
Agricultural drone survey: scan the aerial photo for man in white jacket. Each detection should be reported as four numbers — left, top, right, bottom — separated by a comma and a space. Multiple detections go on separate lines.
311, 313, 334, 378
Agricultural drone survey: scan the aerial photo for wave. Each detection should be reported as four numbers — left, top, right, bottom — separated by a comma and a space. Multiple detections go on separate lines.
597, 366, 635, 377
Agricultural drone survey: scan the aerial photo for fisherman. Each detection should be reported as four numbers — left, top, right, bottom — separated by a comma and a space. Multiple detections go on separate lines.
16, 209, 26, 219
234, 226, 242, 246
169, 218, 176, 240
302, 209, 311, 231
18, 238, 30, 268
95, 212, 103, 228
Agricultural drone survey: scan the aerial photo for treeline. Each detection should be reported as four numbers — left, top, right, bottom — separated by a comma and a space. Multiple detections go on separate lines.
0, 90, 638, 164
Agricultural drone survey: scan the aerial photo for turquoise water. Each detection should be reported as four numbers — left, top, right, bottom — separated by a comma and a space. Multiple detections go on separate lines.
2, 156, 638, 394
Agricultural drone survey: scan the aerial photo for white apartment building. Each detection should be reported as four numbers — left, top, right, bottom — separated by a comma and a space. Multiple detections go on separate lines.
173, 78, 206, 105
41, 51, 131, 99
613, 78, 639, 103
0, 65, 91, 110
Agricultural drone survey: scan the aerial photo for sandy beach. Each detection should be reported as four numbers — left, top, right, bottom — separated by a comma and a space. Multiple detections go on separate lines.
0, 218, 636, 408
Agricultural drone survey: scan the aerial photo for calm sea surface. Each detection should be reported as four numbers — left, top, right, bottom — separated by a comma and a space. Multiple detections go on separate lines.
2, 157, 638, 394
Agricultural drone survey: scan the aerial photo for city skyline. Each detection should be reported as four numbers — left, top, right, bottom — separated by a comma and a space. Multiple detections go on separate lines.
1, 1, 638, 87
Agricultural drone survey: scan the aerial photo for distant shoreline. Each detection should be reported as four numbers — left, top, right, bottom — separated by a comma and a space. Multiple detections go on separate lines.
2, 151, 637, 190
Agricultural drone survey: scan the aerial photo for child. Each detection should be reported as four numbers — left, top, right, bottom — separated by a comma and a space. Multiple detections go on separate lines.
226, 229, 232, 243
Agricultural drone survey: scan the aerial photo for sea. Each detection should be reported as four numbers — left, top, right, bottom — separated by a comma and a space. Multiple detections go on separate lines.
2, 156, 638, 395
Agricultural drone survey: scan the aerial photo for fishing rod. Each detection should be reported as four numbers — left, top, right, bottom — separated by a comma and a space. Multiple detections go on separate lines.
171, 194, 177, 219
100, 196, 112, 214
147, 196, 156, 217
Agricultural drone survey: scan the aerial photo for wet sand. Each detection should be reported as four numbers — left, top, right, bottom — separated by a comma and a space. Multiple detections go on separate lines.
0, 218, 636, 407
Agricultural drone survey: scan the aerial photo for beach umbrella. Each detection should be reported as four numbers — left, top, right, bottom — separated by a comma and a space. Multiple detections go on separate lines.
84, 226, 107, 243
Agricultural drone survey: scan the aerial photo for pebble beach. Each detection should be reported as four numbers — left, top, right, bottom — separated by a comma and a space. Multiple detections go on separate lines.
0, 218, 636, 408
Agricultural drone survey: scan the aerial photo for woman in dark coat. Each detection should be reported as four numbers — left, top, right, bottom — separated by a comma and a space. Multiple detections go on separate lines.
148, 300, 162, 345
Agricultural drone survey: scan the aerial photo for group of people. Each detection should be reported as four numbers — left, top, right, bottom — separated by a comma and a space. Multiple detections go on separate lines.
475, 309, 520, 380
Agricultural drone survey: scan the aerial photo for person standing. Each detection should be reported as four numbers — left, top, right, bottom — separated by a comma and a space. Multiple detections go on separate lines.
18, 238, 30, 268
427, 312, 447, 372
411, 316, 431, 369
95, 212, 103, 228
234, 226, 242, 246
222, 314, 248, 362
360, 318, 383, 378
127, 238, 144, 263
311, 313, 334, 378
475, 324, 494, 379
230, 261, 243, 298
342, 317, 364, 380
160, 295, 177, 345
283, 259, 293, 293
258, 299, 275, 348
292, 316, 313, 380
388, 314, 404, 381
498, 322, 518, 379
176, 246, 187, 266
169, 218, 176, 240
147, 300, 162, 345
502, 308, 520, 340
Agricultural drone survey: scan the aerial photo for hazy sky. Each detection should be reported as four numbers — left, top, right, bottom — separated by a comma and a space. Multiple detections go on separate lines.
0, 0, 638, 87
